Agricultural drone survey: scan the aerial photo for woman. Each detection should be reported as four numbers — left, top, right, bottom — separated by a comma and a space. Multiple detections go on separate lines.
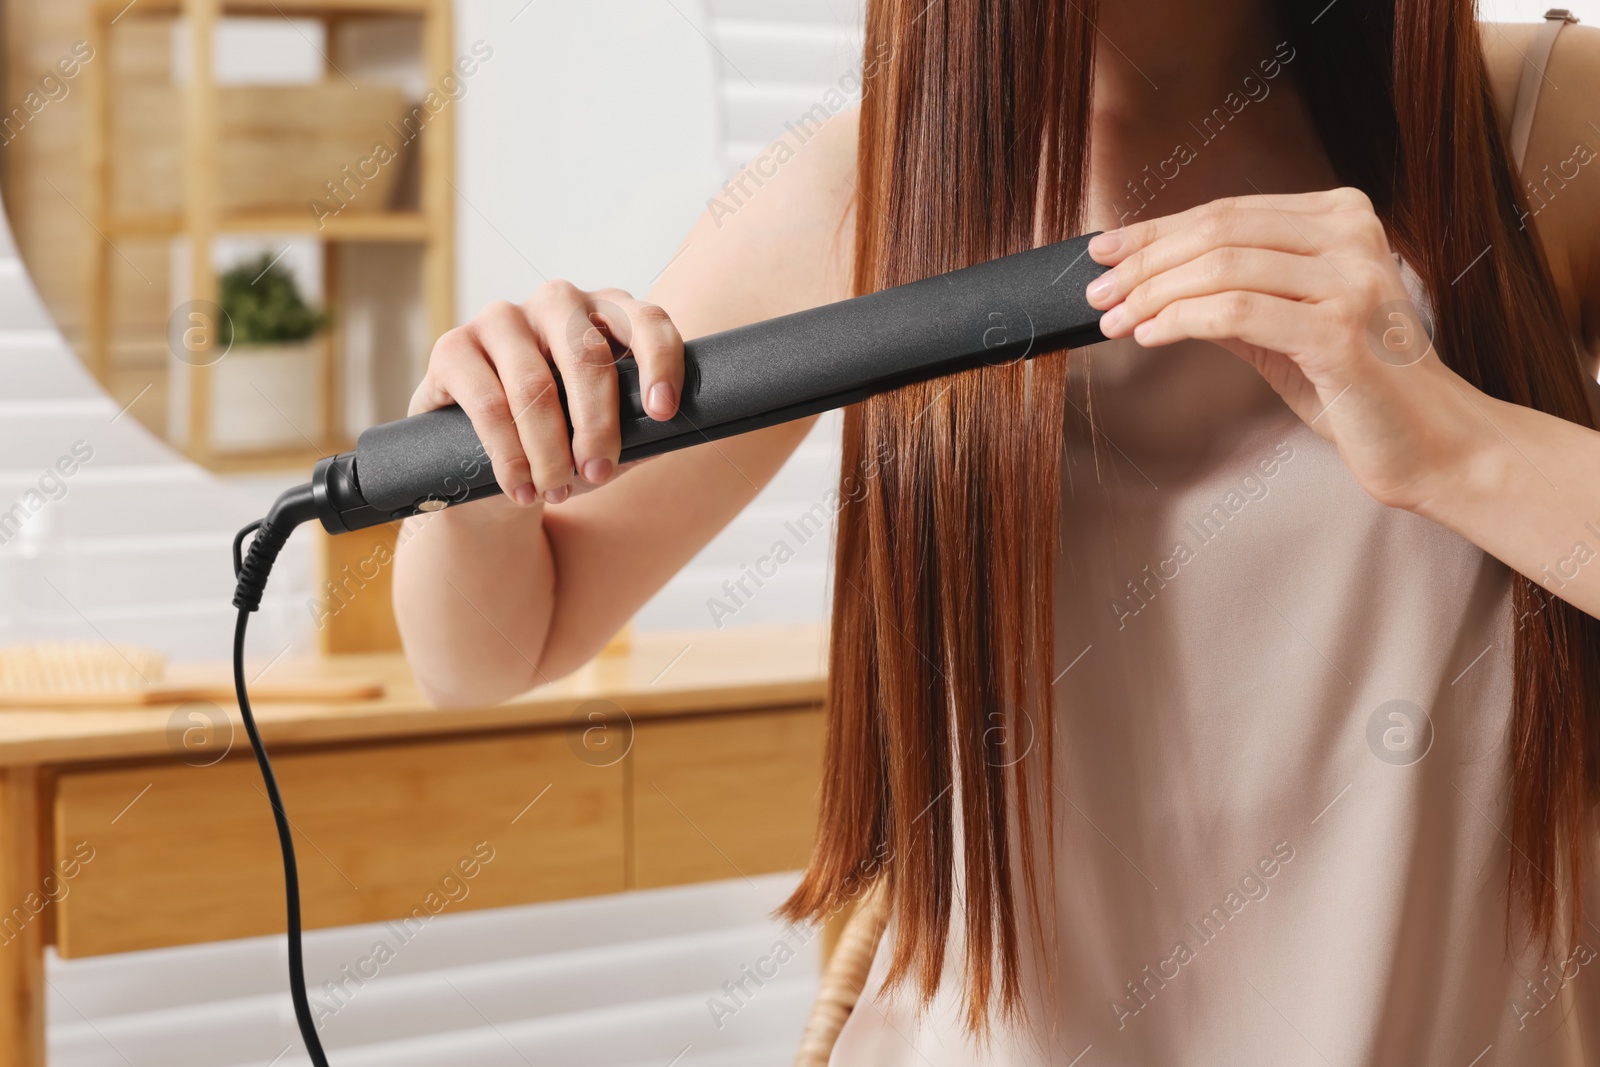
393, 1, 1600, 1062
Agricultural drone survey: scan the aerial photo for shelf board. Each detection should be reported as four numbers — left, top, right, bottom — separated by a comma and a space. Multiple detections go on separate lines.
231, 211, 431, 240
104, 211, 430, 241
203, 440, 355, 475
102, 0, 432, 18
101, 214, 182, 238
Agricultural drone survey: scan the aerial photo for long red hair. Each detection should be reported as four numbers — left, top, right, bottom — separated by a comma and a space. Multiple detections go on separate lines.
781, 0, 1600, 1030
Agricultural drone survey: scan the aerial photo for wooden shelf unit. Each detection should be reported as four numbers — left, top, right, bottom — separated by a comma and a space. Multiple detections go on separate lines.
120, 0, 436, 12
82, 0, 456, 470
101, 210, 432, 241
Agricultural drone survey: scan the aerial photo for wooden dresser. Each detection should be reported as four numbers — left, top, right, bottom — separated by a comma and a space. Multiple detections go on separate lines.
0, 623, 827, 1066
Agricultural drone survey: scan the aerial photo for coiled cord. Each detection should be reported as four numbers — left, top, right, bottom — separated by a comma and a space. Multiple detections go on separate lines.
234, 518, 290, 613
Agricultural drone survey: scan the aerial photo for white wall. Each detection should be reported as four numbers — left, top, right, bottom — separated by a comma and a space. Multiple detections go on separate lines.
452, 1, 721, 306
453, 0, 865, 634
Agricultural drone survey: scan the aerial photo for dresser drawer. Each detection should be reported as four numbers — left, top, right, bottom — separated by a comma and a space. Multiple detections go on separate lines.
632, 705, 825, 888
53, 730, 624, 957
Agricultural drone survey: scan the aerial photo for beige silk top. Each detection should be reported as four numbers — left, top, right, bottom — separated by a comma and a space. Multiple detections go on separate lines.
831, 13, 1599, 1065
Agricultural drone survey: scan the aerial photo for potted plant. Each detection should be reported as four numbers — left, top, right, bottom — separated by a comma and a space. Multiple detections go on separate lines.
210, 254, 332, 451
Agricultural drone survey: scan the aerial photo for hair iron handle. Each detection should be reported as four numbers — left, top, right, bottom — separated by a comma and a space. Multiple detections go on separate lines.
312, 232, 1110, 533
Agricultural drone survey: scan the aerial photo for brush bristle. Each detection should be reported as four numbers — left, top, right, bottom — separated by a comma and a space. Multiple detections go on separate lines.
0, 643, 167, 694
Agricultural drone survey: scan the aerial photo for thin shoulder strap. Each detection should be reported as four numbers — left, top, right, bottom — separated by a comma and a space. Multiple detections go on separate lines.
1509, 9, 1579, 173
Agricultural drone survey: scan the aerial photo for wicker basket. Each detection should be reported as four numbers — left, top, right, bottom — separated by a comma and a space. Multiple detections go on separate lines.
114, 81, 416, 218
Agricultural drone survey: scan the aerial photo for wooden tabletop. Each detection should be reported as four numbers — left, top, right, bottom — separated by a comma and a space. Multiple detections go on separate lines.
0, 623, 828, 766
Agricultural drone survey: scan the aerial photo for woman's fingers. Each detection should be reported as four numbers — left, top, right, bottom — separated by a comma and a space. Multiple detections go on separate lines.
1096, 248, 1337, 338
472, 301, 574, 503
590, 289, 685, 422
1091, 187, 1379, 265
1129, 289, 1332, 357
410, 280, 687, 506
529, 282, 622, 487
422, 326, 542, 504
1090, 207, 1366, 305
529, 286, 686, 488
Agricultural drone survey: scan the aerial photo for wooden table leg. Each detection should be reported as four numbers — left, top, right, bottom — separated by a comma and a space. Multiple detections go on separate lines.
0, 767, 46, 1067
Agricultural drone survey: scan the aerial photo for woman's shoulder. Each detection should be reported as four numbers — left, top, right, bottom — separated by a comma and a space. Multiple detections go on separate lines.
648, 105, 859, 338
1478, 16, 1600, 148
1479, 16, 1600, 354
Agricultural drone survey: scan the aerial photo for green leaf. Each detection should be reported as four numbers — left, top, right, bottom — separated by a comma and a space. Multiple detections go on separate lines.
217, 254, 330, 346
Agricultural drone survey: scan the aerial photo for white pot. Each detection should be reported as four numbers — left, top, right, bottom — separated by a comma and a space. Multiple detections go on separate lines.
208, 338, 326, 452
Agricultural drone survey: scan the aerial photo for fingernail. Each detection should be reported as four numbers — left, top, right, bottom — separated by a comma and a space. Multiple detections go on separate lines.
543, 485, 570, 505
513, 483, 538, 506
648, 381, 677, 419
1101, 305, 1125, 333
1086, 272, 1115, 303
583, 458, 613, 484
1089, 230, 1122, 256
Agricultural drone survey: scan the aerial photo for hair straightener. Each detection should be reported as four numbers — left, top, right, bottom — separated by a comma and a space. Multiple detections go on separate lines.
229, 232, 1108, 1065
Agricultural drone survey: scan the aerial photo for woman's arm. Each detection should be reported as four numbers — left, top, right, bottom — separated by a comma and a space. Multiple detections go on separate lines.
392, 112, 858, 706
1420, 22, 1600, 617
1412, 394, 1600, 617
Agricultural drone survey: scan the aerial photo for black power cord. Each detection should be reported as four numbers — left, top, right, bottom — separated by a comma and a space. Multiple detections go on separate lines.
232, 485, 330, 1067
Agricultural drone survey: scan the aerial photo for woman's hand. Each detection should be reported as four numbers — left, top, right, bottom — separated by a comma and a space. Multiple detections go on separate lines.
1084, 187, 1489, 513
408, 283, 684, 507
